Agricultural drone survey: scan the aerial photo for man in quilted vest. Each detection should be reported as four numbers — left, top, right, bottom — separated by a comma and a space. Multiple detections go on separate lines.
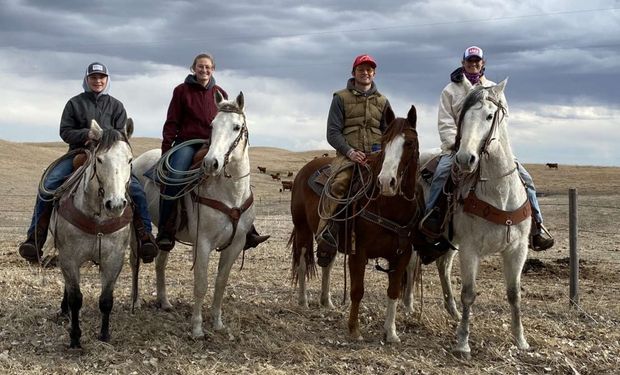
315, 54, 392, 266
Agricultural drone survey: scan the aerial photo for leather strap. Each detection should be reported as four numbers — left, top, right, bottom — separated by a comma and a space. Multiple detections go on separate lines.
192, 191, 254, 251
58, 195, 133, 235
462, 191, 531, 226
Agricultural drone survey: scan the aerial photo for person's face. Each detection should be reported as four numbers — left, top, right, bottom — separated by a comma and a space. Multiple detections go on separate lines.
193, 57, 214, 84
353, 63, 375, 87
462, 57, 484, 74
87, 74, 108, 93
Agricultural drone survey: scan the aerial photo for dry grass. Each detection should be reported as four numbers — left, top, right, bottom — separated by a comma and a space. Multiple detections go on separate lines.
0, 139, 619, 374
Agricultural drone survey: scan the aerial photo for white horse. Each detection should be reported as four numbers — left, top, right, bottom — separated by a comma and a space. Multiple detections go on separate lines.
410, 79, 531, 359
130, 92, 255, 338
54, 120, 134, 349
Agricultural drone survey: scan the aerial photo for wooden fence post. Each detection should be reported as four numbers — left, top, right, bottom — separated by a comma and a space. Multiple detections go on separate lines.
569, 188, 579, 308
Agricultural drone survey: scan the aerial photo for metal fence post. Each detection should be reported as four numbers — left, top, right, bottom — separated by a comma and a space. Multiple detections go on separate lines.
569, 188, 579, 308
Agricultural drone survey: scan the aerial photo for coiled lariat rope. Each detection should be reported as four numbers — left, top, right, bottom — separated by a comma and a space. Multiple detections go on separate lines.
38, 149, 93, 201
156, 139, 210, 201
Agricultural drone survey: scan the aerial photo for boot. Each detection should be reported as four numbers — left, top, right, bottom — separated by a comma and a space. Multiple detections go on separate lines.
419, 207, 443, 239
132, 212, 158, 263
243, 225, 270, 251
18, 201, 53, 263
530, 221, 554, 251
156, 199, 178, 252
315, 220, 338, 267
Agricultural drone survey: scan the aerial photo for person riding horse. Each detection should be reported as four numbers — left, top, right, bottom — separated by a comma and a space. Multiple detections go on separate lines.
314, 54, 392, 265
18, 62, 158, 264
418, 46, 554, 251
157, 53, 269, 252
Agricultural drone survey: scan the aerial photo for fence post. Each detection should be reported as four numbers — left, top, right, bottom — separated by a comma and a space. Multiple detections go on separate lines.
569, 188, 579, 308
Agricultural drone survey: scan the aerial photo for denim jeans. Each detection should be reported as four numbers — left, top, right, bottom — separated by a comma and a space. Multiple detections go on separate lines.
425, 154, 455, 212
158, 143, 202, 226
516, 161, 543, 224
27, 156, 153, 236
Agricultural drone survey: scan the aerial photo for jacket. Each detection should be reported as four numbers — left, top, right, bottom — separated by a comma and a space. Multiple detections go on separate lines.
326, 78, 390, 156
437, 72, 506, 154
59, 92, 127, 150
161, 74, 227, 154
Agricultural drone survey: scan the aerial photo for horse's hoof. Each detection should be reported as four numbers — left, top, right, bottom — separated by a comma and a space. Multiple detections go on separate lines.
385, 334, 401, 344
191, 330, 205, 340
156, 300, 173, 311
98, 333, 111, 342
452, 349, 471, 360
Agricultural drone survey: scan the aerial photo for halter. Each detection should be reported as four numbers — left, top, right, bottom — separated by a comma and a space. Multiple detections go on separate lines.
206, 104, 249, 179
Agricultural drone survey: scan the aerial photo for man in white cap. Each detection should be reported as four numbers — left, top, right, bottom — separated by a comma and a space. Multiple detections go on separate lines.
419, 46, 554, 251
314, 54, 393, 266
18, 62, 159, 264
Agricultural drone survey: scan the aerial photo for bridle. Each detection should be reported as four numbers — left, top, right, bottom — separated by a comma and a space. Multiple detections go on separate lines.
207, 104, 249, 179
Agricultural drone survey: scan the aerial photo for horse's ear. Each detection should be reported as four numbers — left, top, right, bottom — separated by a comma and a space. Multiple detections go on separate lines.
236, 91, 244, 111
384, 105, 395, 127
124, 118, 134, 140
490, 78, 508, 99
214, 90, 225, 106
90, 119, 103, 141
406, 105, 417, 129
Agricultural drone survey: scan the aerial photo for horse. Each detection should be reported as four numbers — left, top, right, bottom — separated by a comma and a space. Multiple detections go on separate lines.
53, 119, 134, 349
411, 80, 531, 359
289, 105, 421, 343
130, 92, 255, 338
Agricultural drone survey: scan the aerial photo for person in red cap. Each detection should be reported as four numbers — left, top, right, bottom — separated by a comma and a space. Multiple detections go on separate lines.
419, 46, 554, 251
314, 54, 392, 266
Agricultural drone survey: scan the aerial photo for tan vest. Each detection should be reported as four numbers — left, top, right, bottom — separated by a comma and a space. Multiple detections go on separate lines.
335, 88, 387, 153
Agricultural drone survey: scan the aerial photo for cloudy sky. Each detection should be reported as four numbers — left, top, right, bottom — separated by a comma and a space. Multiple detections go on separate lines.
1, 0, 618, 166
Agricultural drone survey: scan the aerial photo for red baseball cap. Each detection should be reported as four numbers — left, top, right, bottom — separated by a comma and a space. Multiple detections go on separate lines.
352, 54, 377, 71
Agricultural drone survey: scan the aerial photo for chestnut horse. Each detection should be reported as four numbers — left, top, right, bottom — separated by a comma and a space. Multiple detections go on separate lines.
289, 106, 420, 342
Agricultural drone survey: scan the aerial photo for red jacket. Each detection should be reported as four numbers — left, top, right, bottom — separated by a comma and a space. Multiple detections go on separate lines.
161, 74, 228, 153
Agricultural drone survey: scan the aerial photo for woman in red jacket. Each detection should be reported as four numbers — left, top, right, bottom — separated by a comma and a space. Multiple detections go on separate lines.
157, 53, 269, 251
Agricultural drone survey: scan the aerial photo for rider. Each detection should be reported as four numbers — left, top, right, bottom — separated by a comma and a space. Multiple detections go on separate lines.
156, 52, 269, 251
315, 54, 392, 265
18, 62, 159, 264
419, 46, 554, 251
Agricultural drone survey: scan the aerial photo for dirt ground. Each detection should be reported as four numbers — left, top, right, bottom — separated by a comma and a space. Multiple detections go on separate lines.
0, 138, 619, 374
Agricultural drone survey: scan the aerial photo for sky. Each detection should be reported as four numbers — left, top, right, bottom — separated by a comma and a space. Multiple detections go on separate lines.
1, 0, 619, 166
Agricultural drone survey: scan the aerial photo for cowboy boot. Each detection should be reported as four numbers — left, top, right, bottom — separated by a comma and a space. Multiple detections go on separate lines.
419, 207, 443, 239
530, 220, 554, 251
243, 225, 270, 251
132, 212, 158, 263
156, 199, 178, 252
18, 201, 53, 263
315, 219, 339, 267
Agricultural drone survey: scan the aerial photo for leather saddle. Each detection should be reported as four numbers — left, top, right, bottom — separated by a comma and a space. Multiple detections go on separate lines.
307, 164, 332, 196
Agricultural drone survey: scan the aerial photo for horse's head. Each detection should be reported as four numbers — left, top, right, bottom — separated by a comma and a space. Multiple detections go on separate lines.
202, 91, 247, 177
87, 119, 133, 216
377, 105, 419, 196
455, 79, 508, 173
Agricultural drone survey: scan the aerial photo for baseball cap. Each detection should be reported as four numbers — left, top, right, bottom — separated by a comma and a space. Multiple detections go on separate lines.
352, 54, 377, 71
463, 46, 484, 61
87, 62, 108, 76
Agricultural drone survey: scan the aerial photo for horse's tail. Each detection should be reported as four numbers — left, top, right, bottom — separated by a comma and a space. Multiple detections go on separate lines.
288, 227, 317, 286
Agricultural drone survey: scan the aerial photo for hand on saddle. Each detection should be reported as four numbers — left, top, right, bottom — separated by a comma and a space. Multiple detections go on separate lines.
347, 149, 367, 165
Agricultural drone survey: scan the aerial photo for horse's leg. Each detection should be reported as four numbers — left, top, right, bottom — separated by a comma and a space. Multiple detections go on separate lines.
191, 244, 211, 338
98, 257, 123, 343
384, 254, 411, 343
155, 250, 173, 311
454, 249, 479, 359
347, 254, 366, 341
437, 249, 460, 320
211, 245, 242, 332
296, 244, 309, 308
320, 256, 336, 308
502, 247, 530, 350
61, 266, 83, 349
60, 287, 69, 317
402, 253, 418, 314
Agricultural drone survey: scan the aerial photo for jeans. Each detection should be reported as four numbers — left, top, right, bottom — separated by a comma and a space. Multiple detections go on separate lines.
27, 156, 153, 236
159, 143, 202, 226
425, 154, 454, 212
424, 154, 544, 224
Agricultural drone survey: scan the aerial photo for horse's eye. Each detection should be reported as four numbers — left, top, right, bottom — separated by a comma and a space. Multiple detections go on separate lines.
486, 114, 494, 121
128, 158, 133, 164
233, 124, 241, 131
97, 157, 103, 163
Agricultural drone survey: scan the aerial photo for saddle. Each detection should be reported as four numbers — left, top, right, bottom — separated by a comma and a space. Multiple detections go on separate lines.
307, 164, 332, 196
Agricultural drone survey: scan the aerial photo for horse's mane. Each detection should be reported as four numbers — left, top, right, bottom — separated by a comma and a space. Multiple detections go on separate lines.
456, 85, 486, 129
381, 117, 409, 144
97, 128, 130, 152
